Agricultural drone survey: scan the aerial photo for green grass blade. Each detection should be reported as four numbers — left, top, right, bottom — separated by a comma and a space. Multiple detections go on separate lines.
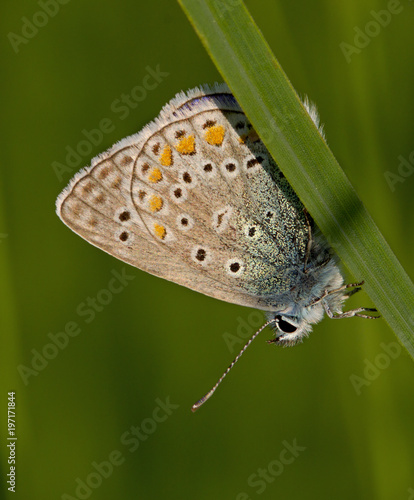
178, 0, 414, 358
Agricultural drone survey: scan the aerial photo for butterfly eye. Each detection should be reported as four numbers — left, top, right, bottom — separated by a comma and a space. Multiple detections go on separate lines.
276, 316, 297, 333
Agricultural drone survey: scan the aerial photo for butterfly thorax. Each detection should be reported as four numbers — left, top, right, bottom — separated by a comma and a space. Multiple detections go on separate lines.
266, 255, 345, 345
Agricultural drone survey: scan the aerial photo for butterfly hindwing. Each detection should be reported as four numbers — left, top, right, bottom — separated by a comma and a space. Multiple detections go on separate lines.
57, 84, 310, 311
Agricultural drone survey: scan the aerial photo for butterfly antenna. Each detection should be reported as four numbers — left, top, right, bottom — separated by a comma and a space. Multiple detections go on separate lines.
191, 318, 276, 412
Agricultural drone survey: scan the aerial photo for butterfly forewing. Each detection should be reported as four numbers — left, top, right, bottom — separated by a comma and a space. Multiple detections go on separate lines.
57, 84, 310, 311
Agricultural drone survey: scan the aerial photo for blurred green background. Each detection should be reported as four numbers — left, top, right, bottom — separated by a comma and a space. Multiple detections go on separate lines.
1, 0, 414, 499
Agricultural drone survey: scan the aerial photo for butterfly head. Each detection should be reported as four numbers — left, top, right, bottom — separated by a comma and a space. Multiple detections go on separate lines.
268, 279, 379, 346
270, 303, 325, 346
268, 258, 344, 345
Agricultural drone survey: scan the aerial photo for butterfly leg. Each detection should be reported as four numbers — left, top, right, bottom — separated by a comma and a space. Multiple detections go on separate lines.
307, 281, 363, 308
329, 280, 365, 296
323, 301, 379, 320
342, 285, 361, 298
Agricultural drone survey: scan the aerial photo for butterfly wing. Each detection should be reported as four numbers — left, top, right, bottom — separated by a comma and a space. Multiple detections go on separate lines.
57, 84, 310, 312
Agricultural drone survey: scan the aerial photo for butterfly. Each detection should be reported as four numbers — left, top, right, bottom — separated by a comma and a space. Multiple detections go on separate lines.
56, 84, 378, 410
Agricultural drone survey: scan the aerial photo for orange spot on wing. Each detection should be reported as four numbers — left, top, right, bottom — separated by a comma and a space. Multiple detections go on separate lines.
204, 125, 225, 146
148, 168, 163, 183
154, 223, 166, 240
149, 195, 163, 212
160, 145, 172, 166
175, 135, 195, 155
